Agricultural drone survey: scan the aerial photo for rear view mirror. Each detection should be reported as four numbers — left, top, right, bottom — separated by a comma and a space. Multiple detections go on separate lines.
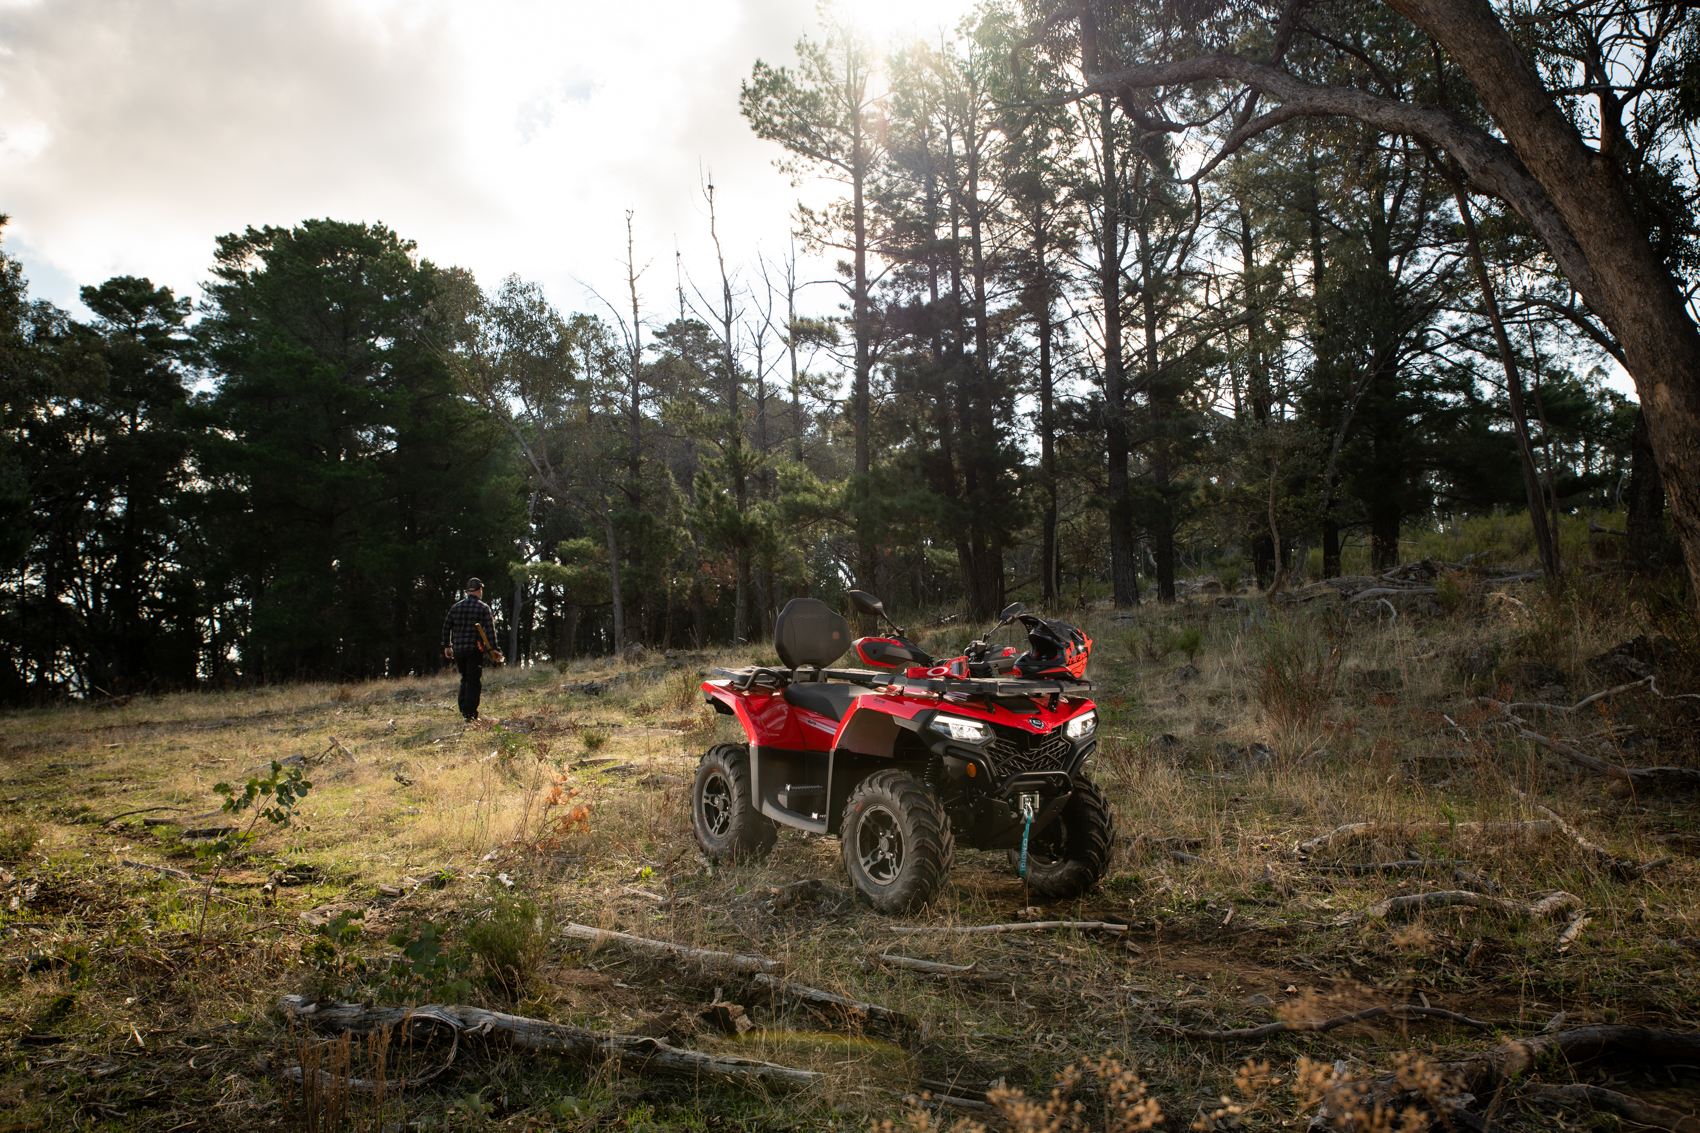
998, 602, 1026, 622
848, 590, 885, 617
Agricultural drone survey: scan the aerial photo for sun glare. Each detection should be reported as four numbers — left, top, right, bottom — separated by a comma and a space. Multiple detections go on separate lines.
830, 0, 982, 40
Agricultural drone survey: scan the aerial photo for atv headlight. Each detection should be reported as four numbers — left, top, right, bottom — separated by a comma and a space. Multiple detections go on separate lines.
930, 715, 990, 743
1065, 710, 1097, 740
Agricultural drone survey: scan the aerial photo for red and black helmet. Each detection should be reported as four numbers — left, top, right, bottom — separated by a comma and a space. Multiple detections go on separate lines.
1014, 616, 1092, 681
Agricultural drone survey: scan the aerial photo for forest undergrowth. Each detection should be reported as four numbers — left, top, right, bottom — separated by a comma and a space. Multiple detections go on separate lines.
1, 556, 1697, 1130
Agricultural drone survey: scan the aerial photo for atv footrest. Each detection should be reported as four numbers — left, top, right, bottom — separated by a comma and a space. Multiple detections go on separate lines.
776, 784, 825, 811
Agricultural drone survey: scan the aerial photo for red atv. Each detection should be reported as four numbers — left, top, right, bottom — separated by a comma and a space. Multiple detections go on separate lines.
692, 591, 1115, 912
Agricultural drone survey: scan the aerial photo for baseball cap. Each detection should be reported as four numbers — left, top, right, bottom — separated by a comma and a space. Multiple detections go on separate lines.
466, 577, 484, 590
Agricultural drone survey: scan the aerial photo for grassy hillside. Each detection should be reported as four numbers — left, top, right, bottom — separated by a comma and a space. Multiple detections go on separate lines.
1, 564, 1697, 1130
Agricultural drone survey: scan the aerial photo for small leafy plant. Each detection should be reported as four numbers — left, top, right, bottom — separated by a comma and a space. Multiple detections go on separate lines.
381, 922, 473, 1003
197, 761, 312, 943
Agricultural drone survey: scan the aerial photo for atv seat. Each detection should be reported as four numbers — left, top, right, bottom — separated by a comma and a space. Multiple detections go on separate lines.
782, 682, 873, 722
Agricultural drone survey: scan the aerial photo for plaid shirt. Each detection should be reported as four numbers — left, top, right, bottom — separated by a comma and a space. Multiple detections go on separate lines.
443, 594, 497, 655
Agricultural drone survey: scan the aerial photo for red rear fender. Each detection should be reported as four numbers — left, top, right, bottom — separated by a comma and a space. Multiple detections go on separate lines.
701, 680, 806, 749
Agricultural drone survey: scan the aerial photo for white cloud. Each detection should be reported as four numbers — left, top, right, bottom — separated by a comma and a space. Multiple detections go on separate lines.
0, 0, 977, 328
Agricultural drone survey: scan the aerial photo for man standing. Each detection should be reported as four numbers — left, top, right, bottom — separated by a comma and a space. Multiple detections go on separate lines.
442, 578, 502, 722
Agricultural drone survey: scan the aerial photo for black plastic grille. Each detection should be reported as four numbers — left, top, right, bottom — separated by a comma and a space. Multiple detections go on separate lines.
984, 729, 1073, 777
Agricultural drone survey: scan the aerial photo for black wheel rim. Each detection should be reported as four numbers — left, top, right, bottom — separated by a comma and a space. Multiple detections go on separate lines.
701, 769, 733, 838
857, 804, 904, 885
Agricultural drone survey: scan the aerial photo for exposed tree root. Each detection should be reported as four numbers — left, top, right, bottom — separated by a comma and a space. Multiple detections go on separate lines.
1525, 1082, 1700, 1132
277, 996, 822, 1091
1296, 821, 1554, 857
1349, 889, 1580, 922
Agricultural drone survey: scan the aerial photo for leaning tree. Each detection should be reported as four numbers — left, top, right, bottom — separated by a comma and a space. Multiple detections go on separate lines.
1020, 0, 1700, 599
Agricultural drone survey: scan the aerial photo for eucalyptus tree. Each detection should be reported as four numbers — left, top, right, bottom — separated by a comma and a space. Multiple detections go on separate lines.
741, 13, 890, 594
442, 275, 632, 652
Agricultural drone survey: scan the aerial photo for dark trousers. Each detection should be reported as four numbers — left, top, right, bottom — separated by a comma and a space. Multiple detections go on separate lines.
455, 650, 484, 720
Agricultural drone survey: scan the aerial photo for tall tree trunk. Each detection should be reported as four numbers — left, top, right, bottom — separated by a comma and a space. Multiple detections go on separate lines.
1450, 179, 1561, 579
851, 74, 876, 595
1080, 1, 1139, 608
1626, 408, 1665, 558
559, 603, 580, 661
1137, 207, 1176, 602
1038, 264, 1059, 606
601, 516, 624, 654
1323, 518, 1342, 580
1100, 94, 1139, 608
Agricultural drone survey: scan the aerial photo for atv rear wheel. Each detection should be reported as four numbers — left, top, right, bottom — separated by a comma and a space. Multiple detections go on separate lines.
1008, 777, 1115, 898
691, 744, 777, 863
840, 769, 954, 913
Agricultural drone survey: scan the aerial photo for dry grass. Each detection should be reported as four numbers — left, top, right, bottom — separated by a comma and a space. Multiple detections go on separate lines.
1, 571, 1698, 1129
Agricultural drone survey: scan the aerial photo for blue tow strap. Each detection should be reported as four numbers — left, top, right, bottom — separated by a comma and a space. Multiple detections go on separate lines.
1018, 809, 1034, 878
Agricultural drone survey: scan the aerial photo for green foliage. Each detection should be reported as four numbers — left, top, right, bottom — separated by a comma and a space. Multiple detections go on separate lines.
1132, 624, 1204, 664
195, 219, 525, 681
216, 762, 311, 825
580, 729, 609, 753
463, 898, 552, 997
382, 922, 473, 1004
304, 913, 478, 1004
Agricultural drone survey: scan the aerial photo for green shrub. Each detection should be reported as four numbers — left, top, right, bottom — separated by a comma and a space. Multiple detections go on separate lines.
1218, 562, 1243, 593
1254, 613, 1345, 730
580, 729, 609, 753
1134, 624, 1204, 664
464, 898, 552, 997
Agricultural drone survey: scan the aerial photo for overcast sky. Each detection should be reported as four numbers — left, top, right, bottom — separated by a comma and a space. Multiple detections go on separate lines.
0, 0, 976, 327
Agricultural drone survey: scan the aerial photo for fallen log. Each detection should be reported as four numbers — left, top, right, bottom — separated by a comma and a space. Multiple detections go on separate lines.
1353, 889, 1580, 922
277, 995, 821, 1091
122, 859, 197, 883
1496, 676, 1651, 716
558, 924, 778, 973
1479, 700, 1700, 788
1439, 1025, 1700, 1098
890, 921, 1128, 937
1508, 788, 1653, 878
1526, 1083, 1700, 1133
874, 954, 976, 975
1308, 860, 1463, 875
1349, 587, 1437, 602
1296, 820, 1554, 857
751, 973, 917, 1039
1156, 1003, 1497, 1042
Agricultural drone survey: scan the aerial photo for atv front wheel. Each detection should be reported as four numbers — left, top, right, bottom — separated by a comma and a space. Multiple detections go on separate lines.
691, 744, 777, 863
1008, 777, 1116, 899
840, 769, 954, 913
